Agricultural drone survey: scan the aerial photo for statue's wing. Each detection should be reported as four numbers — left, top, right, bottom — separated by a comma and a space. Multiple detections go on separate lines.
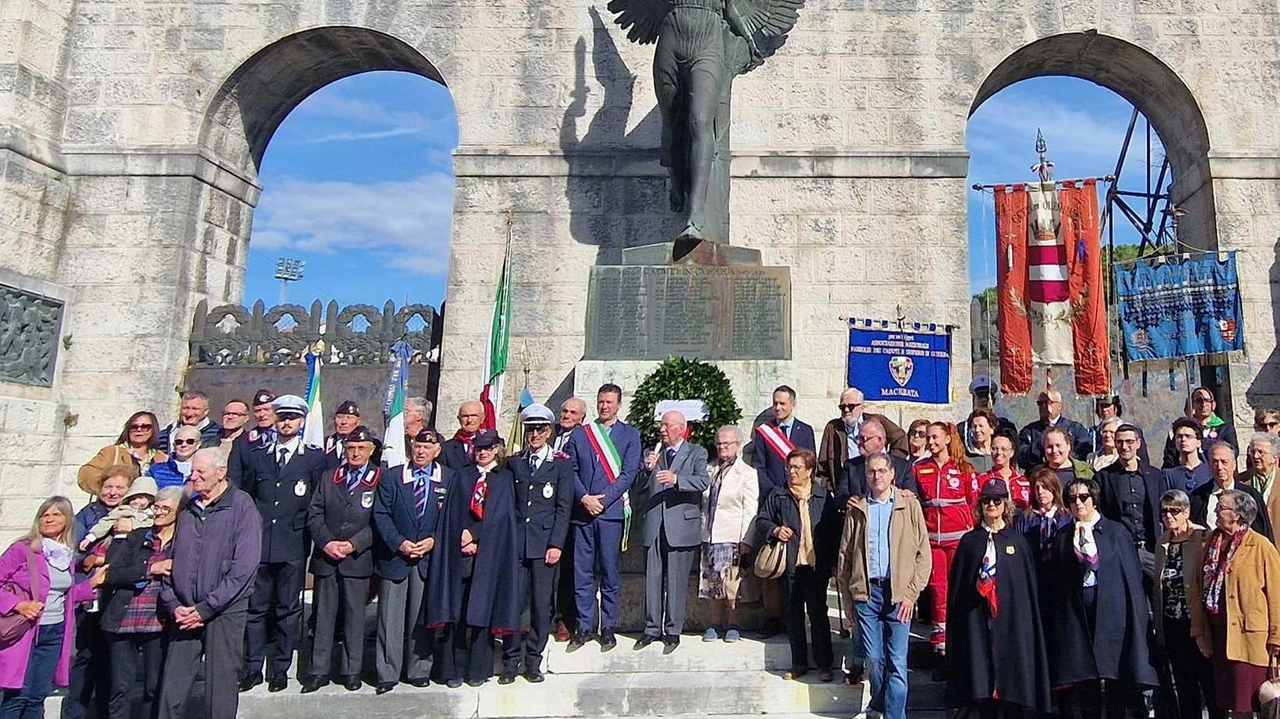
738, 0, 804, 37
606, 0, 667, 44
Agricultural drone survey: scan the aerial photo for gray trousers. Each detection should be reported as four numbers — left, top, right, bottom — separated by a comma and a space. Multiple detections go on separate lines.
308, 573, 367, 679
375, 570, 431, 683
643, 536, 697, 638
158, 611, 246, 719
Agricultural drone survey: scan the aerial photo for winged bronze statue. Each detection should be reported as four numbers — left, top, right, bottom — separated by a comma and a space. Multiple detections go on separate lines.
607, 0, 805, 244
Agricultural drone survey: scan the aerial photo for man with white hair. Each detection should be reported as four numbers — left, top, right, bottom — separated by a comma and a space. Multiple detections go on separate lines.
551, 395, 589, 641
158, 448, 261, 719
635, 411, 709, 652
1242, 431, 1280, 534
817, 388, 907, 488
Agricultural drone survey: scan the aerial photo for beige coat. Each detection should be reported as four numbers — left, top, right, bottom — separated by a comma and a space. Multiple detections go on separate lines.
1152, 524, 1208, 645
835, 487, 932, 608
701, 458, 759, 545
1190, 528, 1280, 667
76, 444, 165, 496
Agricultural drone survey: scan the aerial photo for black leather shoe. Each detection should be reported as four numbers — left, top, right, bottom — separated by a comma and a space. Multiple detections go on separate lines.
446, 678, 463, 688
342, 676, 362, 691
523, 669, 545, 683
299, 677, 328, 694
599, 630, 617, 651
662, 634, 680, 654
407, 678, 431, 687
375, 682, 396, 695
633, 634, 658, 650
567, 633, 589, 651
267, 676, 287, 693
238, 672, 263, 692
466, 678, 486, 687
498, 670, 517, 685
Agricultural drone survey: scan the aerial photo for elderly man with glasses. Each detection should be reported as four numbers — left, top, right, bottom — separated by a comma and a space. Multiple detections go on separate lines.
818, 388, 907, 488
1241, 431, 1280, 537
835, 418, 919, 510
1018, 388, 1091, 470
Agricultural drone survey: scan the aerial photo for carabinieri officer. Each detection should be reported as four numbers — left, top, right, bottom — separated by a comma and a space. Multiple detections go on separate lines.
238, 394, 328, 693
303, 425, 381, 693
500, 404, 575, 684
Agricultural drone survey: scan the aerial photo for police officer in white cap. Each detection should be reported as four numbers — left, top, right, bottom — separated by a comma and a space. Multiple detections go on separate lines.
238, 394, 328, 693
498, 404, 575, 684
959, 375, 1016, 450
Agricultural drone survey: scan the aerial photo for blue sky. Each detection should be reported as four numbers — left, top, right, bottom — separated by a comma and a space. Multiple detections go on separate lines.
244, 72, 1165, 307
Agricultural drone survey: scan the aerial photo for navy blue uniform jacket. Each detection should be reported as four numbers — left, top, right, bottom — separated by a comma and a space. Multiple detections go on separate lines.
374, 462, 449, 580
508, 450, 575, 559
241, 441, 327, 563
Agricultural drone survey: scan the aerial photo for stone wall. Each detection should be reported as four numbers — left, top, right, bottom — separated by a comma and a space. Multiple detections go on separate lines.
0, 0, 1278, 534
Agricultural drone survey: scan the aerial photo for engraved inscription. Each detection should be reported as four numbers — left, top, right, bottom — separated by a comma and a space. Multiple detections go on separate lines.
0, 284, 64, 388
585, 265, 790, 360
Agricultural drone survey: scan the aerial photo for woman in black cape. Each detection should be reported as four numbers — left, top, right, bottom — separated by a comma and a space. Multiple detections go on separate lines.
1047, 477, 1158, 718
947, 478, 1053, 718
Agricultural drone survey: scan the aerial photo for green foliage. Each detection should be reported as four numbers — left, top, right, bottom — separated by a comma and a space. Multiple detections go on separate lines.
626, 357, 744, 453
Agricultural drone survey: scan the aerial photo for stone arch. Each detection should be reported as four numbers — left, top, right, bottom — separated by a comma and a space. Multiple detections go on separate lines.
968, 31, 1217, 253
198, 26, 450, 179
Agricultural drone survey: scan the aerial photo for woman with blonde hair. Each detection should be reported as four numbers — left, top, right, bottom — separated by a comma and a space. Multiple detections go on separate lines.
0, 498, 101, 718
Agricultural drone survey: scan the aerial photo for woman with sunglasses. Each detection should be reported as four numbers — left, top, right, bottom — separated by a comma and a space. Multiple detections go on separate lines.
1152, 489, 1218, 719
1047, 477, 1157, 718
906, 420, 930, 463
146, 426, 201, 489
978, 428, 1028, 509
945, 478, 1052, 719
76, 412, 166, 496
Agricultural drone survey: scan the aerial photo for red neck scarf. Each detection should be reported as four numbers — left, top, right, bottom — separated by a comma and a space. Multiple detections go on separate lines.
470, 468, 488, 519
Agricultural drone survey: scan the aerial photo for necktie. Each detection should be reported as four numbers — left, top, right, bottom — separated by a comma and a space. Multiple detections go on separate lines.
782, 424, 791, 438
413, 469, 429, 519
666, 447, 676, 466
277, 447, 289, 470
529, 454, 539, 472
346, 468, 361, 494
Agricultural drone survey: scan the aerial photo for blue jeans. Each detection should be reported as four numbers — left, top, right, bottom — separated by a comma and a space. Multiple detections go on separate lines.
1, 621, 65, 719
855, 581, 910, 719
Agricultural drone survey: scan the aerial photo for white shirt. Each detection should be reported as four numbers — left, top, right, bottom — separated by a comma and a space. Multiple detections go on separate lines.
276, 435, 302, 465
1207, 479, 1234, 519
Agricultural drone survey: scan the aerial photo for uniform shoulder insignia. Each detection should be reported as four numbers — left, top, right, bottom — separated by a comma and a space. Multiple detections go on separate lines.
248, 429, 260, 442
553, 450, 570, 461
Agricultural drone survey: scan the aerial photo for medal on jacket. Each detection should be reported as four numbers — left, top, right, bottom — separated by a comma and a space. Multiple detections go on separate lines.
543, 482, 554, 499
294, 480, 307, 497
361, 490, 374, 509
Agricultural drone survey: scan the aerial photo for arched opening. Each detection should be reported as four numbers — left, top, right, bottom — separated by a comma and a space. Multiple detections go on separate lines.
965, 32, 1227, 432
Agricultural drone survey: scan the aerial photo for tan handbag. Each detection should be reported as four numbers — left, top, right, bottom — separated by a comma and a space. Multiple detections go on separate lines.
1260, 658, 1280, 719
753, 539, 786, 580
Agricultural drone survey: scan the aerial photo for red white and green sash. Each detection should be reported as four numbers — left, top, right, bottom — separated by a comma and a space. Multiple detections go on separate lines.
584, 421, 623, 484
755, 423, 795, 462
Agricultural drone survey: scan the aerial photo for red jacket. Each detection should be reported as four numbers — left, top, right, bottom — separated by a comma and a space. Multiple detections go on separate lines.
977, 470, 1031, 509
913, 457, 977, 544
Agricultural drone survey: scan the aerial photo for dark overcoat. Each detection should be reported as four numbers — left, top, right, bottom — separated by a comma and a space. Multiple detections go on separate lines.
1046, 516, 1159, 688
425, 464, 521, 635
946, 526, 1053, 713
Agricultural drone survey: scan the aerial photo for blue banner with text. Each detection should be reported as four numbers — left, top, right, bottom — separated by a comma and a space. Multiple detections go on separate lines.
1116, 252, 1244, 361
847, 320, 952, 405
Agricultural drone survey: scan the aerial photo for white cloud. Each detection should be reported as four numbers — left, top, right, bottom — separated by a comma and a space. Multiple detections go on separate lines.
251, 174, 455, 276
285, 90, 452, 146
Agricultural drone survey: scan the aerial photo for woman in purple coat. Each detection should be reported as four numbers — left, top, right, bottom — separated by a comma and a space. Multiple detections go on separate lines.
0, 497, 100, 719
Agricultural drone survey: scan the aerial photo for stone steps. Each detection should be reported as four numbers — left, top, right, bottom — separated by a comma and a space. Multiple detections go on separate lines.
234, 669, 865, 719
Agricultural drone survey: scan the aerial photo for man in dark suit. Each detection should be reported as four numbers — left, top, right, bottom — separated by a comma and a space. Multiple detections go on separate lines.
1097, 424, 1164, 579
229, 389, 278, 489
752, 385, 817, 499
635, 410, 709, 652
237, 394, 328, 693
442, 400, 485, 470
302, 426, 381, 693
1017, 388, 1091, 469
837, 417, 919, 509
499, 405, 575, 683
372, 429, 449, 695
550, 396, 587, 641
567, 383, 642, 651
1189, 442, 1273, 540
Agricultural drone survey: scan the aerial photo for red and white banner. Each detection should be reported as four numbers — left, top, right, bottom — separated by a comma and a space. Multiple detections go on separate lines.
994, 180, 1110, 396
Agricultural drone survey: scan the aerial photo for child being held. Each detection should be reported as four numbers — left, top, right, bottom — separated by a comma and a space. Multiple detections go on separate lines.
79, 475, 158, 552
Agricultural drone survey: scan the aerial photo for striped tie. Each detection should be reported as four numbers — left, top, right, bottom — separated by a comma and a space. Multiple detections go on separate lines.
346, 468, 361, 494
414, 469, 429, 519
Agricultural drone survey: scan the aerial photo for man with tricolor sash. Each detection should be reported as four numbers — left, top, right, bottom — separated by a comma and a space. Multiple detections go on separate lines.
750, 385, 815, 637
566, 383, 642, 651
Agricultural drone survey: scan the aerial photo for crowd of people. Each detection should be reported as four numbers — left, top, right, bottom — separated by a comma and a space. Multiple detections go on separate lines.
0, 378, 1278, 719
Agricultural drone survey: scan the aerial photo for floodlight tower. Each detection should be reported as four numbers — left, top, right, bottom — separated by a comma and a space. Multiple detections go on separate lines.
274, 257, 305, 305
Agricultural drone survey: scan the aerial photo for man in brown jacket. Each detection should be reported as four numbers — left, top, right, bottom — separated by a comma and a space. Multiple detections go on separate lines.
817, 388, 908, 488
835, 453, 931, 719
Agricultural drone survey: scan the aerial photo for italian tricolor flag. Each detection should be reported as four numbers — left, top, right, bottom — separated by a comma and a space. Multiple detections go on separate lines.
301, 350, 325, 447
480, 222, 513, 429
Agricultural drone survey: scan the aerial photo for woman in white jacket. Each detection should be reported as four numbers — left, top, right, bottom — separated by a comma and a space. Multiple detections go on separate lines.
699, 425, 759, 642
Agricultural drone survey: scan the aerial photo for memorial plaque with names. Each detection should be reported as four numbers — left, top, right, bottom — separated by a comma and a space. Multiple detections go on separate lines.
585, 265, 791, 360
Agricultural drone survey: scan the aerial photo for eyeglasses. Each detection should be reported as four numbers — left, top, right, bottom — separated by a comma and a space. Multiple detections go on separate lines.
174, 438, 198, 446
838, 403, 862, 412
1160, 507, 1185, 516
979, 497, 1005, 506
1067, 493, 1093, 504
910, 430, 926, 438
154, 506, 174, 514
1261, 421, 1280, 430
714, 441, 737, 447
223, 410, 247, 417
128, 424, 153, 431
